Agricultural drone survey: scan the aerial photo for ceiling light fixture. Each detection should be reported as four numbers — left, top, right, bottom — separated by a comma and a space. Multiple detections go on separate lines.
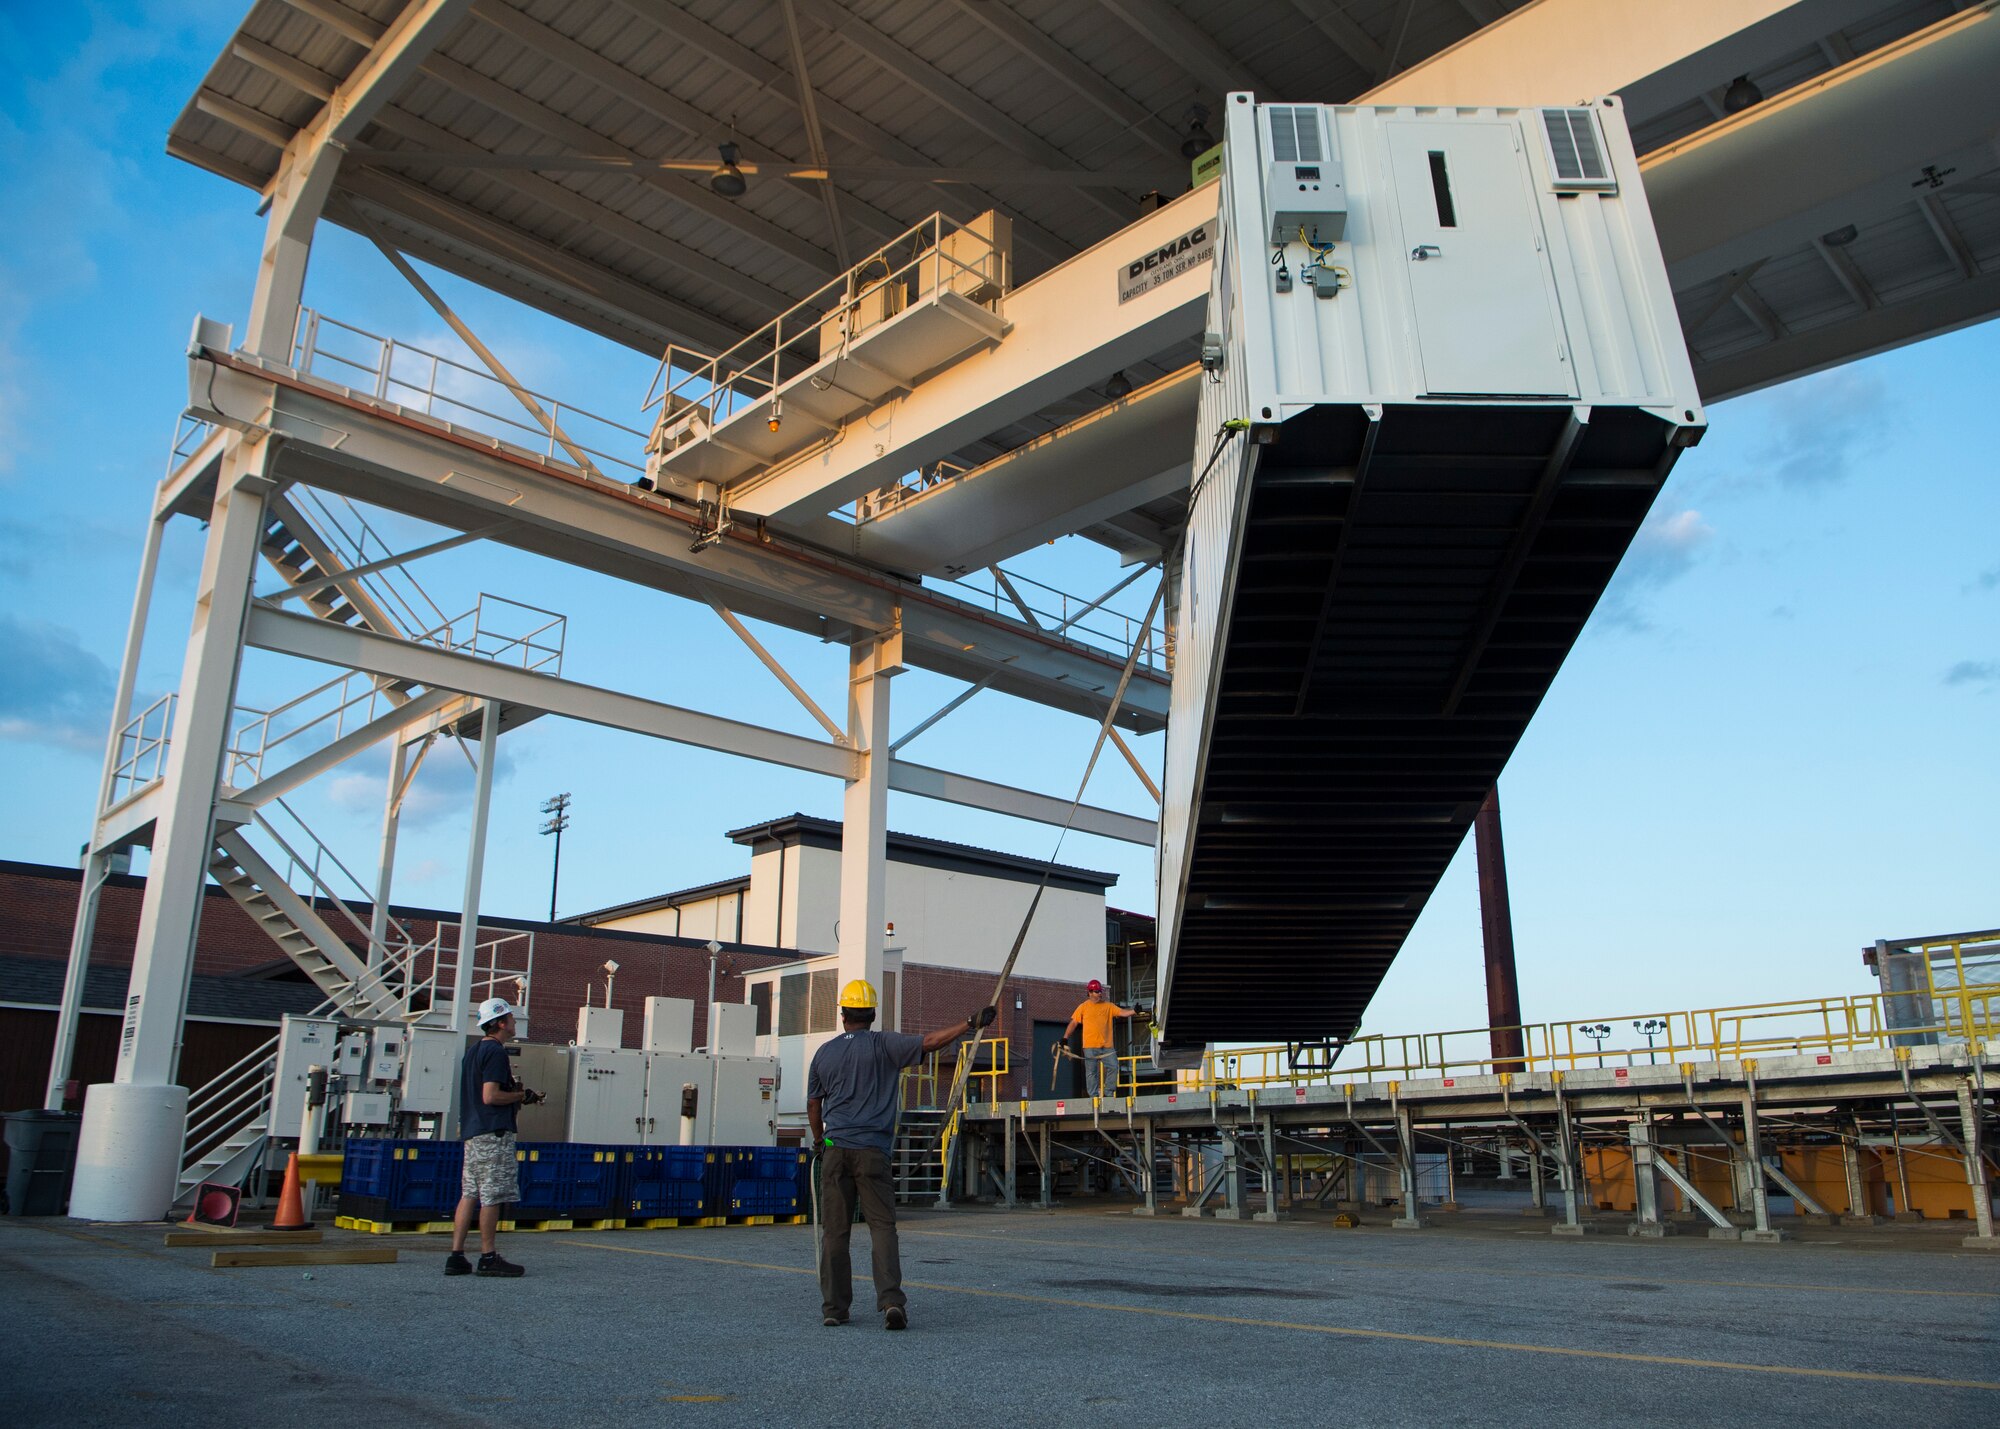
1180, 104, 1215, 160
1821, 224, 1858, 248
710, 142, 747, 197
1721, 75, 1764, 114
1105, 370, 1132, 399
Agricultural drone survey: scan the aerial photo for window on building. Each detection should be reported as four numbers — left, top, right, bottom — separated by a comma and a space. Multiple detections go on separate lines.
808, 968, 837, 1033
779, 972, 807, 1036
749, 982, 772, 1037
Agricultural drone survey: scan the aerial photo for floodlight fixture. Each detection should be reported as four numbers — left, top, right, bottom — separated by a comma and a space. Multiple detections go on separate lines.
710, 142, 748, 197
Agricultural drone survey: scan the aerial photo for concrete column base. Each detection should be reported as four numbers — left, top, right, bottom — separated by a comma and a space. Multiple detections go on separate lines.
1550, 1222, 1591, 1236
1629, 1222, 1676, 1238
1252, 1209, 1287, 1223
1209, 1207, 1248, 1221
1837, 1214, 1885, 1226
1961, 1235, 2000, 1251
1705, 1227, 1743, 1240
1740, 1228, 1790, 1243
1391, 1215, 1429, 1229
69, 1082, 190, 1223
1180, 1206, 1210, 1218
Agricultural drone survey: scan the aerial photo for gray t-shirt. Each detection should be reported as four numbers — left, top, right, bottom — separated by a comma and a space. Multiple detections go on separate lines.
807, 1029, 927, 1153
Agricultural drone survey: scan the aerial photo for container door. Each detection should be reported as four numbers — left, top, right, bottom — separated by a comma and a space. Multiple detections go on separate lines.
568, 1050, 645, 1145
1386, 120, 1575, 398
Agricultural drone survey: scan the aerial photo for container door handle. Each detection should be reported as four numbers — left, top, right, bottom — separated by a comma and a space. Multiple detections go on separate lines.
1411, 244, 1442, 261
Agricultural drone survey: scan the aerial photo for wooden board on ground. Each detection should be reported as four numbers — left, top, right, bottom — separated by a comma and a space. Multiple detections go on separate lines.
211, 1246, 398, 1268
165, 1229, 324, 1247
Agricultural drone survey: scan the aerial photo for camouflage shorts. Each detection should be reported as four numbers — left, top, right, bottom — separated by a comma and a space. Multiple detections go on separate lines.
462, 1131, 520, 1205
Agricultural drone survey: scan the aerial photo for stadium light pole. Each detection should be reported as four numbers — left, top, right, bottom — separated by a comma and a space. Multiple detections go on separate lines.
539, 793, 572, 923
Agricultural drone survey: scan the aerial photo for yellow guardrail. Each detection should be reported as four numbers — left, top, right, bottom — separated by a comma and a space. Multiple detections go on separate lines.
945, 985, 1996, 1110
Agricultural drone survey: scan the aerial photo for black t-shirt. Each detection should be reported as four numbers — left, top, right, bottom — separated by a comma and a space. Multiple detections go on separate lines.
460, 1038, 517, 1139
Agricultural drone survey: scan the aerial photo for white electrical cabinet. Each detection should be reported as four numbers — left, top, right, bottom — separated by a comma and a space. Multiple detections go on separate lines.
643, 1053, 711, 1144
400, 1027, 465, 1117
566, 1048, 646, 1144
270, 1016, 338, 1139
642, 996, 694, 1055
575, 1005, 625, 1051
707, 1055, 780, 1146
709, 1001, 758, 1057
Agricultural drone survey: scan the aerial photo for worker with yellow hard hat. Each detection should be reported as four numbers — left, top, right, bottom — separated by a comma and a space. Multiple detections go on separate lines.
808, 976, 996, 1331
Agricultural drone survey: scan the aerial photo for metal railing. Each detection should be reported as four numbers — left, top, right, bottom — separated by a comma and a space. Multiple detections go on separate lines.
107, 693, 176, 807
410, 593, 566, 676
285, 485, 454, 641
949, 985, 1998, 1113
936, 565, 1167, 673
227, 667, 408, 787
166, 413, 216, 476
644, 211, 1004, 444
292, 309, 650, 480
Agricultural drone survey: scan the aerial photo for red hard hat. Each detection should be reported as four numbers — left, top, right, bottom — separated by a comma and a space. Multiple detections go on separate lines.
1087, 979, 1103, 992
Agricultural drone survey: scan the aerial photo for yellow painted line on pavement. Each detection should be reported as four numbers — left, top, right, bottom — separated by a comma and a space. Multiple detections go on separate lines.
567, 1240, 2000, 1391
897, 1224, 2000, 1299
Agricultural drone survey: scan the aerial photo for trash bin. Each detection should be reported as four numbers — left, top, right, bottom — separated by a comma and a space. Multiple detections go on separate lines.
3, 1110, 83, 1216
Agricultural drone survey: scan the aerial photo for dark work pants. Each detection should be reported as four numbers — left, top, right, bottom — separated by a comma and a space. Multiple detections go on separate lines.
818, 1145, 904, 1317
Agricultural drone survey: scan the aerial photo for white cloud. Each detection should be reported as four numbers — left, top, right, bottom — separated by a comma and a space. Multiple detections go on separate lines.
0, 613, 114, 752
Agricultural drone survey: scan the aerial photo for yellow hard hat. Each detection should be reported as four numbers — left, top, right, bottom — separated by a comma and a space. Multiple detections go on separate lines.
838, 978, 878, 1010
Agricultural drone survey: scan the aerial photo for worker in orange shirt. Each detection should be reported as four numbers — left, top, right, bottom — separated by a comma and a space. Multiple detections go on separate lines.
1063, 979, 1138, 1099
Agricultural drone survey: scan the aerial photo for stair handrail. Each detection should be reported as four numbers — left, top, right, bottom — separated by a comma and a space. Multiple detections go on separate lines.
228, 666, 403, 786
181, 1041, 281, 1168
257, 801, 422, 962
289, 486, 453, 638
108, 692, 177, 808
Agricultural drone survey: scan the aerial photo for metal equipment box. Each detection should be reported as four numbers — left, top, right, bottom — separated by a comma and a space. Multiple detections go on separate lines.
512, 1043, 573, 1143
642, 1052, 713, 1144
566, 1048, 646, 1144
707, 1054, 780, 1147
270, 1016, 339, 1140
399, 1027, 466, 1117
709, 1001, 758, 1057
642, 996, 695, 1056
575, 1005, 625, 1050
341, 1091, 393, 1125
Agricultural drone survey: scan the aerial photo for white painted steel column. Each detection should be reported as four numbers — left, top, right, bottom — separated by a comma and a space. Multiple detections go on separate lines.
837, 635, 900, 997
368, 734, 408, 969
46, 513, 167, 1107
452, 703, 500, 1031
71, 446, 271, 1220
244, 143, 341, 361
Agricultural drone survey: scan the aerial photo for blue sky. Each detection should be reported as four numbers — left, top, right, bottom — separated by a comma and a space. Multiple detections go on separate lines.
1, 5, 1994, 1048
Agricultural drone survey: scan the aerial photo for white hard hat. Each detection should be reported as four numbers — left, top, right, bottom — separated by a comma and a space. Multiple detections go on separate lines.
476, 997, 518, 1029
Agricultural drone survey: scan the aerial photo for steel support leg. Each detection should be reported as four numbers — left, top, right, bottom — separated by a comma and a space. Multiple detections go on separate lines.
1134, 1118, 1159, 1216
838, 637, 896, 999
451, 702, 499, 1031
1739, 1089, 1788, 1243
1629, 1119, 1673, 1237
1254, 1115, 1286, 1222
1037, 1122, 1053, 1209
1958, 1083, 1997, 1249
1002, 1113, 1017, 1210
1210, 1132, 1247, 1220
368, 734, 408, 969
1550, 1095, 1588, 1235
1840, 1119, 1881, 1225
1392, 1106, 1428, 1229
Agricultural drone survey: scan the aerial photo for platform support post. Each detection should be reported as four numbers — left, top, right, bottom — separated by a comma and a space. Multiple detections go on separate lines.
1628, 1118, 1673, 1237
1550, 1091, 1587, 1235
1036, 1122, 1053, 1210
1739, 1081, 1788, 1243
1391, 1105, 1428, 1229
1959, 1081, 1997, 1249
1002, 1113, 1017, 1209
1254, 1115, 1286, 1222
1135, 1118, 1159, 1216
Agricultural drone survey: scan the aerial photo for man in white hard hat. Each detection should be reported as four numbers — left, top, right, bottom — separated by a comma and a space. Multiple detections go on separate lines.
808, 978, 996, 1330
446, 997, 544, 1278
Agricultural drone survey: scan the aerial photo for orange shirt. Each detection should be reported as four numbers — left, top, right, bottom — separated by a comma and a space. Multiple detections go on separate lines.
1070, 999, 1126, 1048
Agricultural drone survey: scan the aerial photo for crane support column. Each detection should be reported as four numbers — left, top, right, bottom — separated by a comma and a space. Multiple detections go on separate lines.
71, 442, 273, 1221
838, 632, 900, 1000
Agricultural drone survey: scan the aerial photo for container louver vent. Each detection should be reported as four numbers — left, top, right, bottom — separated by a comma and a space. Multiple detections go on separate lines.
1541, 108, 1615, 190
1268, 106, 1324, 164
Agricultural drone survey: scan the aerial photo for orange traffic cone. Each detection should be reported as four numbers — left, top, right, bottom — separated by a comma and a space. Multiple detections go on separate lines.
269, 1152, 311, 1232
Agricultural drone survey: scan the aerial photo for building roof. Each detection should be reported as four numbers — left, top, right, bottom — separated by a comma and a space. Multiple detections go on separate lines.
727, 813, 1116, 893
566, 874, 753, 927
0, 953, 327, 1024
